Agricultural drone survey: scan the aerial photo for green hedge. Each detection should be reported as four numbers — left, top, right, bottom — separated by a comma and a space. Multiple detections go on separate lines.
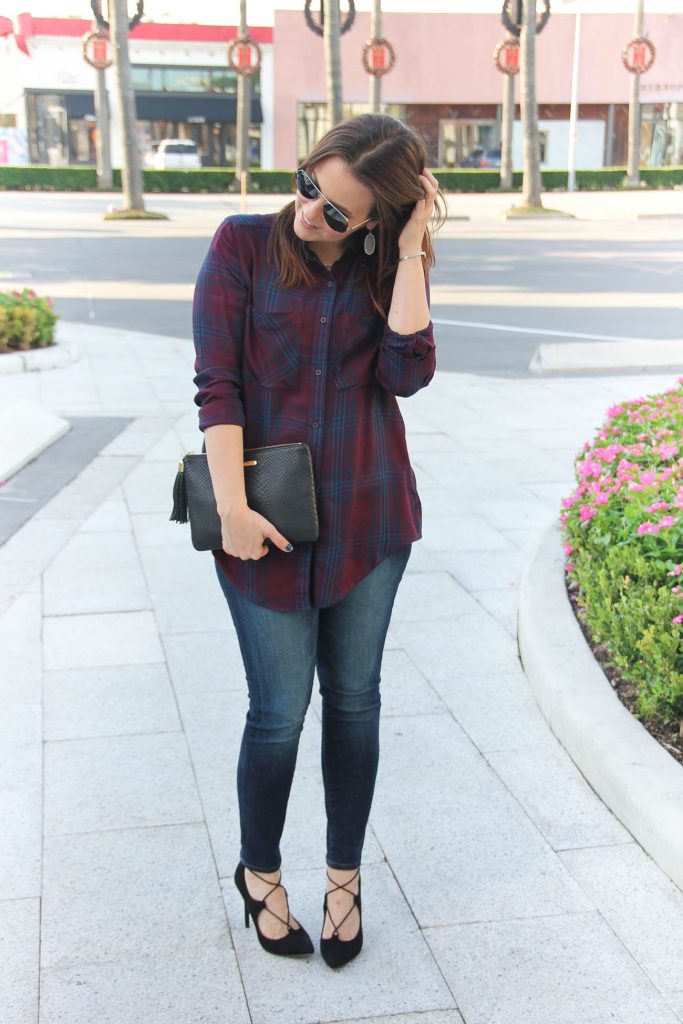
562, 380, 683, 727
1, 164, 682, 193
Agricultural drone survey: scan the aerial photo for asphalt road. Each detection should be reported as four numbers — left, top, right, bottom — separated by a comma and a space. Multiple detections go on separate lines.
1, 190, 681, 378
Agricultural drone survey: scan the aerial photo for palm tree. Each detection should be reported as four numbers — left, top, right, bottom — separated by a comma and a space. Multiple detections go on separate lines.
324, 0, 343, 125
110, 0, 144, 211
520, 0, 542, 208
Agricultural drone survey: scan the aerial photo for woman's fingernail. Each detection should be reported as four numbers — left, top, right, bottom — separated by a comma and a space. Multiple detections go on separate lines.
285, 543, 293, 552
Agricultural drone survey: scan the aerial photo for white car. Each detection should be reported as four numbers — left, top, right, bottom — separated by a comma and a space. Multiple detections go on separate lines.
151, 139, 202, 170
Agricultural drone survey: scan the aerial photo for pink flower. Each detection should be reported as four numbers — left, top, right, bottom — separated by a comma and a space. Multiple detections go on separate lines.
672, 614, 683, 625
640, 471, 657, 485
667, 564, 682, 576
607, 405, 624, 418
580, 507, 597, 522
565, 562, 574, 574
564, 542, 573, 556
594, 493, 610, 505
561, 495, 577, 509
647, 502, 670, 513
637, 522, 660, 534
657, 444, 679, 460
658, 516, 675, 529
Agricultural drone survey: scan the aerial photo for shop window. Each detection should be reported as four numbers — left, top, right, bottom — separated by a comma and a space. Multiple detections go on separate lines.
297, 102, 405, 164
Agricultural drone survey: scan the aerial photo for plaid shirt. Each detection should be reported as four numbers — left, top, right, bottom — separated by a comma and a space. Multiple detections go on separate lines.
192, 213, 435, 611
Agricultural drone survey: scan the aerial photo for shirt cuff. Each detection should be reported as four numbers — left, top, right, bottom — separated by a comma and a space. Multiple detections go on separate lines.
382, 321, 434, 358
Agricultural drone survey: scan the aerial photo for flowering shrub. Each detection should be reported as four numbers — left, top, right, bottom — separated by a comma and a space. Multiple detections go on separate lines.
561, 378, 683, 727
0, 289, 59, 352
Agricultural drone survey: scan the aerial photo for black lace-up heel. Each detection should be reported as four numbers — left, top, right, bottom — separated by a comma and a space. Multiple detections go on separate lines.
234, 862, 314, 958
319, 868, 363, 968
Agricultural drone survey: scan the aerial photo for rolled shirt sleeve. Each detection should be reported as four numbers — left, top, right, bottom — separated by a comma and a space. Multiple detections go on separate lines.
192, 218, 249, 431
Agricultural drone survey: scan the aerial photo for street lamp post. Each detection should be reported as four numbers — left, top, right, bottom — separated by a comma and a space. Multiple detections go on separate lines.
626, 0, 646, 186
567, 9, 582, 192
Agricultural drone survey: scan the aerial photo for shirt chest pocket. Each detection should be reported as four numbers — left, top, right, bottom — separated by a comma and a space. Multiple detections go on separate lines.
334, 312, 381, 391
243, 308, 302, 390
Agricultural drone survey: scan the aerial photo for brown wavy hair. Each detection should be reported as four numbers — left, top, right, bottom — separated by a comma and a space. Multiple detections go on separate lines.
266, 113, 446, 317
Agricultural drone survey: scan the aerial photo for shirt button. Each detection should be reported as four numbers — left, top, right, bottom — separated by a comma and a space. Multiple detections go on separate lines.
327, 281, 334, 288
311, 421, 319, 429
320, 316, 327, 323
314, 368, 322, 376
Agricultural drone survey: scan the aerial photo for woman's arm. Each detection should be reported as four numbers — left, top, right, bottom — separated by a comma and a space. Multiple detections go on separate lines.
376, 170, 438, 397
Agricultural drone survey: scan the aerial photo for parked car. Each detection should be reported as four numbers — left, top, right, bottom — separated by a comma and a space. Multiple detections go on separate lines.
461, 147, 502, 169
151, 139, 202, 170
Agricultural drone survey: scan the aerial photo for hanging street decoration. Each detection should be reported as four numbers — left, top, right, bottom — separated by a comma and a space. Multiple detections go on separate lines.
304, 0, 356, 38
501, 0, 551, 38
362, 37, 395, 77
493, 37, 520, 76
82, 28, 112, 70
227, 33, 262, 77
90, 0, 144, 33
622, 36, 656, 75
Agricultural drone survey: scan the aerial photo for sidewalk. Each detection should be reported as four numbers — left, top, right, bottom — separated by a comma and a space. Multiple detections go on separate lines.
2, 321, 683, 1024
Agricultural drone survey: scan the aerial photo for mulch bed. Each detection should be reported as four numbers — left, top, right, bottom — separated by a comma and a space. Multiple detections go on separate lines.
566, 579, 683, 767
0, 342, 56, 355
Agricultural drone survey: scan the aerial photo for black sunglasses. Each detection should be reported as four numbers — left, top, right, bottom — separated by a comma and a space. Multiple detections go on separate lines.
295, 168, 371, 235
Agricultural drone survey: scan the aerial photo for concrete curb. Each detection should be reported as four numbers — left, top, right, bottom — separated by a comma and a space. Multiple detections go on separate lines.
529, 339, 683, 374
0, 326, 81, 375
518, 519, 683, 892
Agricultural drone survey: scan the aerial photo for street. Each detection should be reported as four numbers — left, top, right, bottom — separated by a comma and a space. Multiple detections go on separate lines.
1, 188, 681, 377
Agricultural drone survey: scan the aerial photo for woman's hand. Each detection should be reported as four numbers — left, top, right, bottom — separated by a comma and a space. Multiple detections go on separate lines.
397, 169, 439, 256
220, 505, 292, 560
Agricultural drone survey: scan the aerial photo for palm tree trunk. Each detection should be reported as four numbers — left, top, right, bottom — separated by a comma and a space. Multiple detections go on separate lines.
324, 0, 343, 126
236, 0, 251, 183
110, 0, 144, 210
520, 0, 542, 207
626, 0, 645, 186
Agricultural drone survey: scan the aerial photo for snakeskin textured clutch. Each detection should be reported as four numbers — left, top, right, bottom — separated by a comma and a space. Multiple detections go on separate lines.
170, 442, 319, 551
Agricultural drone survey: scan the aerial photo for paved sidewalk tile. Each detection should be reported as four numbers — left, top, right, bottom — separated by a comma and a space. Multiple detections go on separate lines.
41, 824, 230, 970
44, 731, 203, 835
560, 843, 683, 998
39, 947, 250, 1024
43, 610, 164, 671
372, 713, 592, 927
221, 862, 457, 1024
424, 912, 680, 1024
44, 662, 180, 740
43, 566, 151, 616
0, 898, 40, 1024
163, 629, 245, 695
486, 740, 632, 850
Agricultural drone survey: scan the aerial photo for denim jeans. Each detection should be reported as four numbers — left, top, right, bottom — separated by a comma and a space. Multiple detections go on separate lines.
214, 544, 411, 872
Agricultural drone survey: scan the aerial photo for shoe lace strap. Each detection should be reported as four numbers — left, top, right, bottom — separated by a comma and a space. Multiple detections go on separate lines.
247, 868, 291, 931
324, 869, 360, 935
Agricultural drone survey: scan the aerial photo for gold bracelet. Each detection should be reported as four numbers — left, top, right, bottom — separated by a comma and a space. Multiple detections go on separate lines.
398, 250, 426, 261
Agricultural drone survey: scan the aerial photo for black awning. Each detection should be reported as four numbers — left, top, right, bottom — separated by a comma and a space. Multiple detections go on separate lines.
135, 93, 262, 125
64, 91, 262, 125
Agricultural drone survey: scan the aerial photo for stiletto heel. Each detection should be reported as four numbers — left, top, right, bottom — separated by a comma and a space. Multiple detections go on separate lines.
320, 868, 363, 968
234, 862, 314, 958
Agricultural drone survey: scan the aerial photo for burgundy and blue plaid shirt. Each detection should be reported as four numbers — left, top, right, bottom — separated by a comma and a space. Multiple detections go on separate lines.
192, 213, 436, 611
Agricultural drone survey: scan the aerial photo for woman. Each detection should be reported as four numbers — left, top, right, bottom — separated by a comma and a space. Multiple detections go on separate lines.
192, 113, 444, 968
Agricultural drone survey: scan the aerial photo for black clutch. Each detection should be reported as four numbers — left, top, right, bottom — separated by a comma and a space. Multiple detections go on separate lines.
169, 442, 319, 551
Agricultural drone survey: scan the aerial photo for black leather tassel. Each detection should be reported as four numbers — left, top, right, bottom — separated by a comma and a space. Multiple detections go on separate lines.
170, 464, 188, 523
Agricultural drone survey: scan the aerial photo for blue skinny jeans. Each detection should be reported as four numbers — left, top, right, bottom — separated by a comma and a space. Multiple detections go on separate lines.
214, 544, 411, 872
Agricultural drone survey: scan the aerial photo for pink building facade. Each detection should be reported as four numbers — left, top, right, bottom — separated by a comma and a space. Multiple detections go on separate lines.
272, 10, 683, 170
